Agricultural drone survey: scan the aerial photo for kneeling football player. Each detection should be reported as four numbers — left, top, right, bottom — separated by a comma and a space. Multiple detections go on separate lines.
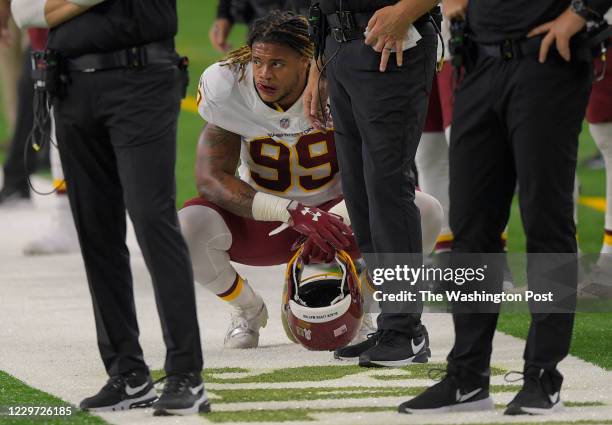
180, 11, 443, 352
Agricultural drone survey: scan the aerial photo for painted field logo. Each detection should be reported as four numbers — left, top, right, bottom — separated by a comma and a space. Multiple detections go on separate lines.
147, 365, 601, 424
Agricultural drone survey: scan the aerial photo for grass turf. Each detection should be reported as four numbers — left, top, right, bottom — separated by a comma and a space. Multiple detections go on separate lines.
151, 363, 507, 385
0, 371, 108, 425
204, 405, 606, 424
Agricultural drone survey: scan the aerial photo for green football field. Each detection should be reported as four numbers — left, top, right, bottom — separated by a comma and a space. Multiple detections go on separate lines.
0, 3, 610, 424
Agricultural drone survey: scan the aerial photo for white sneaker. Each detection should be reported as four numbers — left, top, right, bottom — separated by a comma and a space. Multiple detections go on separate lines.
352, 312, 377, 343
224, 297, 269, 349
23, 195, 79, 256
578, 263, 612, 299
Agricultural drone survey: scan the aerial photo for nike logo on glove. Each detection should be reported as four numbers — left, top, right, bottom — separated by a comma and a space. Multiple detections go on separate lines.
411, 337, 425, 354
125, 382, 149, 396
456, 388, 482, 403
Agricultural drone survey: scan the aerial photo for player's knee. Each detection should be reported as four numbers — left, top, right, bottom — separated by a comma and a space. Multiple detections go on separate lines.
416, 191, 444, 254
589, 123, 612, 155
178, 204, 232, 252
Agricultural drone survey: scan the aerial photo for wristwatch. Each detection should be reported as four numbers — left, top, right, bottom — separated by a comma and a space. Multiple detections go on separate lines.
569, 0, 601, 21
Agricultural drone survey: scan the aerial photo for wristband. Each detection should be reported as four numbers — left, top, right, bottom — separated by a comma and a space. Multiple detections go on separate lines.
328, 201, 351, 226
252, 192, 292, 222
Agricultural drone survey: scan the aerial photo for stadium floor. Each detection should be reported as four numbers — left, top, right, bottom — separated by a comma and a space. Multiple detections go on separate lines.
1, 177, 611, 425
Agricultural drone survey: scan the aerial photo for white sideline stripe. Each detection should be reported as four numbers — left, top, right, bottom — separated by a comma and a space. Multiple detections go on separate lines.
0, 173, 611, 425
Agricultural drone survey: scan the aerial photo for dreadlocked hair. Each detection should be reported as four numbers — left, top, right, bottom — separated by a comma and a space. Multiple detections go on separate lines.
221, 10, 314, 81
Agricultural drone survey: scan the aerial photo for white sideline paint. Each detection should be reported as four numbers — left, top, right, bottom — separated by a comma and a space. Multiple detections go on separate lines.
0, 176, 611, 425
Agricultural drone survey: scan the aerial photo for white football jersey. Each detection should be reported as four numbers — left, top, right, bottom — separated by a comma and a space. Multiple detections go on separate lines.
197, 62, 342, 206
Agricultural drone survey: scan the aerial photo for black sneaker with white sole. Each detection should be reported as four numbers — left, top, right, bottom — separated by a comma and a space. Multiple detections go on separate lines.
334, 330, 382, 361
79, 370, 157, 412
358, 328, 431, 367
399, 371, 494, 414
153, 372, 211, 416
504, 367, 564, 415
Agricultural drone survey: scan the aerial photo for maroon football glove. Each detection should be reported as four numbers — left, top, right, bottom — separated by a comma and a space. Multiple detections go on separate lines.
301, 236, 337, 264
287, 202, 352, 256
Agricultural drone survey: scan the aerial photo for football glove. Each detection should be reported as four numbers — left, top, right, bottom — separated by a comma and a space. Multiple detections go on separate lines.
287, 202, 352, 256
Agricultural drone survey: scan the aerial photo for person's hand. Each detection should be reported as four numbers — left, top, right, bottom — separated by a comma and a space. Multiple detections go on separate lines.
301, 236, 336, 264
365, 3, 412, 72
528, 8, 587, 63
0, 0, 11, 47
303, 62, 328, 131
287, 202, 352, 257
442, 0, 468, 21
209, 18, 233, 53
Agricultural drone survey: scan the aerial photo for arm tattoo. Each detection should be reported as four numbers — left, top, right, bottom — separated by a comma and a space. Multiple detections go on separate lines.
196, 123, 257, 218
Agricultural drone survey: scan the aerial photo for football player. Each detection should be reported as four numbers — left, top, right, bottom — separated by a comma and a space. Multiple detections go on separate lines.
580, 8, 612, 298
180, 11, 444, 349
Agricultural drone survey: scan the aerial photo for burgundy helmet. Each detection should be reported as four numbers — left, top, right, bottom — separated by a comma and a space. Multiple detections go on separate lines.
282, 248, 364, 351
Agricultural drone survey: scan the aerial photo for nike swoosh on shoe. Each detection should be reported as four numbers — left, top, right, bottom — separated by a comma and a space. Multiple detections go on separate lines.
125, 382, 150, 396
456, 388, 482, 403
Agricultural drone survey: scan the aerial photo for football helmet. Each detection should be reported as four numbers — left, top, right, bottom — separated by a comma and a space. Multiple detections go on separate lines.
282, 247, 364, 350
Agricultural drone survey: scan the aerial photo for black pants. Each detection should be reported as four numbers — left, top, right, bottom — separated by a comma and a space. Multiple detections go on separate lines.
448, 49, 591, 379
325, 22, 438, 335
54, 62, 203, 377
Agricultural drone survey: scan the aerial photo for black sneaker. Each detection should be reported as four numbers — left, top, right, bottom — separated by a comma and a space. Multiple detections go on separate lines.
334, 330, 382, 361
504, 367, 564, 415
0, 184, 30, 206
399, 371, 494, 413
153, 372, 211, 416
359, 328, 431, 367
79, 370, 157, 412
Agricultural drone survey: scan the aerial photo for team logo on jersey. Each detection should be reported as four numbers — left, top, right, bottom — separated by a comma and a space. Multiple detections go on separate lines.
280, 117, 290, 129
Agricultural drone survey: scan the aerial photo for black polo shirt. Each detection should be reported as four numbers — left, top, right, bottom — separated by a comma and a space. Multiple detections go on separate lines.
318, 0, 397, 14
467, 0, 612, 44
48, 0, 177, 58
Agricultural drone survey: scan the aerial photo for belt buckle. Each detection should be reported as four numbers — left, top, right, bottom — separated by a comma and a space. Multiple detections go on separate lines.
126, 46, 147, 68
500, 40, 516, 60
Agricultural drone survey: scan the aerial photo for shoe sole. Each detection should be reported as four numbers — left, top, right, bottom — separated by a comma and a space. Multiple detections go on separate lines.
82, 388, 158, 412
400, 396, 495, 414
359, 350, 430, 368
505, 401, 564, 416
153, 394, 211, 416
334, 353, 359, 362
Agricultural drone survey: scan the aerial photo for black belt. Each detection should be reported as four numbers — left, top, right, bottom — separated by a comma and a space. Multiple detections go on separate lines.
477, 37, 543, 60
67, 41, 178, 72
478, 25, 612, 61
326, 7, 439, 43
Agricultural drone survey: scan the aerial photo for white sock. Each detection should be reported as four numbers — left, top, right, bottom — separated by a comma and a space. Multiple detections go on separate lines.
589, 122, 612, 254
416, 131, 451, 252
178, 205, 259, 311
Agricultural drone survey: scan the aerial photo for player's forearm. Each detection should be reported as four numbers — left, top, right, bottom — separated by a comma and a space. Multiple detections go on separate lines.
11, 0, 102, 28
195, 123, 256, 218
45, 0, 87, 27
197, 172, 257, 218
